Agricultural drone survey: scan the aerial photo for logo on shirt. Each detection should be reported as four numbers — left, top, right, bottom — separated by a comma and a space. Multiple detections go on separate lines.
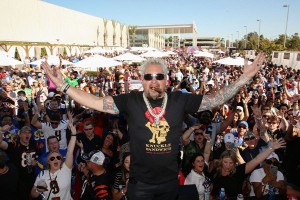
145, 107, 171, 154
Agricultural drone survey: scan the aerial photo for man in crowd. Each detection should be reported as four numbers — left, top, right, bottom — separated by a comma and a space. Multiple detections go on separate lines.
42, 53, 265, 199
0, 126, 38, 200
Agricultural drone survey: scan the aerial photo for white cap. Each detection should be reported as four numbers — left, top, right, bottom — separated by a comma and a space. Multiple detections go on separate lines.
236, 106, 243, 112
224, 133, 235, 143
266, 152, 279, 161
48, 92, 55, 98
89, 151, 105, 165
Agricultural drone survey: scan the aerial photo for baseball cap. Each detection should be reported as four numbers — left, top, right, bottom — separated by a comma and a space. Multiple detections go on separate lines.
20, 126, 31, 133
48, 92, 55, 98
224, 133, 235, 143
82, 150, 105, 165
266, 152, 279, 161
17, 96, 26, 102
238, 121, 248, 128
119, 80, 125, 84
54, 94, 61, 98
236, 106, 243, 112
244, 131, 255, 140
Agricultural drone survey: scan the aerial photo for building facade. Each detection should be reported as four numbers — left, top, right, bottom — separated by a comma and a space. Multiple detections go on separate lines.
0, 0, 129, 60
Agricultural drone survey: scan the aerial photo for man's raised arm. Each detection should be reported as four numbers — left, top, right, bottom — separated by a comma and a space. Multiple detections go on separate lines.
41, 62, 119, 115
199, 53, 265, 112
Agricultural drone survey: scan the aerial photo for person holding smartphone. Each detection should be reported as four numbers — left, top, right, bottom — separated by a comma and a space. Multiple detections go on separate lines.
249, 153, 285, 198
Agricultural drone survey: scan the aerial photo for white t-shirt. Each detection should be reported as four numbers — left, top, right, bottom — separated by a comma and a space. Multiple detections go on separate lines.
34, 163, 72, 200
249, 167, 284, 196
184, 169, 206, 200
42, 120, 68, 151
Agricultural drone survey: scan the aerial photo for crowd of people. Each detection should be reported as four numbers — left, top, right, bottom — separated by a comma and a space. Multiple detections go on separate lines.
0, 51, 299, 200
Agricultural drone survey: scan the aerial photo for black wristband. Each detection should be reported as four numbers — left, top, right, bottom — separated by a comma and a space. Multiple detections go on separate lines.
71, 134, 77, 136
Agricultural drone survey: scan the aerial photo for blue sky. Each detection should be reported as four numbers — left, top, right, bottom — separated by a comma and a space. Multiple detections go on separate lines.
44, 0, 300, 40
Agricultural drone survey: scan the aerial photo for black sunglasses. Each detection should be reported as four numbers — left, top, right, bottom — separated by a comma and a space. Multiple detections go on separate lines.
143, 73, 165, 81
84, 127, 93, 131
51, 121, 59, 125
194, 132, 204, 136
265, 159, 279, 165
238, 126, 247, 129
244, 136, 256, 141
50, 156, 62, 161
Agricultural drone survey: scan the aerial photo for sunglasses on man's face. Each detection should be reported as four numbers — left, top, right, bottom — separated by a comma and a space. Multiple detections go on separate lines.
143, 73, 165, 81
238, 126, 247, 129
265, 159, 278, 165
50, 156, 62, 161
84, 127, 93, 131
194, 132, 204, 136
50, 121, 59, 125
244, 136, 255, 141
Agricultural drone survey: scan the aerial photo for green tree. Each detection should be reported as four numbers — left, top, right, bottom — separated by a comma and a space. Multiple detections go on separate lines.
287, 33, 300, 50
128, 26, 137, 47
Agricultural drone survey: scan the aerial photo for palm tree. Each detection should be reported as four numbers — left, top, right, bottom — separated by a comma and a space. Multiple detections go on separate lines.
129, 26, 137, 47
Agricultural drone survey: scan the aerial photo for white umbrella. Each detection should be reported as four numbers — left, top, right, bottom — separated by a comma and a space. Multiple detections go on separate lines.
140, 51, 168, 58
74, 55, 122, 70
113, 47, 128, 52
84, 47, 108, 54
29, 56, 73, 66
214, 57, 252, 66
194, 51, 214, 58
164, 51, 177, 55
113, 53, 145, 62
0, 55, 23, 66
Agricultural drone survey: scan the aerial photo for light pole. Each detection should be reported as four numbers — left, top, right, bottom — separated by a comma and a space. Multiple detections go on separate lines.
257, 19, 261, 49
231, 34, 233, 47
236, 31, 240, 49
283, 5, 290, 48
244, 26, 247, 49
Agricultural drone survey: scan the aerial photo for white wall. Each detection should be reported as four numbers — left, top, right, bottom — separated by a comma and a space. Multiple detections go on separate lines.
272, 51, 300, 69
0, 0, 128, 47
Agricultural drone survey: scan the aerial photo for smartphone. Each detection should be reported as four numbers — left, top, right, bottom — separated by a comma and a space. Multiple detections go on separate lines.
36, 185, 48, 191
269, 165, 278, 175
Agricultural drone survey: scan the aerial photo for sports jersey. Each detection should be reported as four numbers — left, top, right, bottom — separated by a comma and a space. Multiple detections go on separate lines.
41, 120, 68, 151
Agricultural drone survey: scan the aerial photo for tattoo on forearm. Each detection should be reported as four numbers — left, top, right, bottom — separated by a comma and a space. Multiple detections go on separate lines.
103, 97, 119, 114
199, 75, 248, 112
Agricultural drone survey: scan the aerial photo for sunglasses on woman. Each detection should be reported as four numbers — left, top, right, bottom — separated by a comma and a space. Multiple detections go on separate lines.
143, 73, 165, 81
50, 156, 62, 161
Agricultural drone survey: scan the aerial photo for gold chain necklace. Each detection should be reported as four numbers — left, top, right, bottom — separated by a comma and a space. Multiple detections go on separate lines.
143, 92, 168, 126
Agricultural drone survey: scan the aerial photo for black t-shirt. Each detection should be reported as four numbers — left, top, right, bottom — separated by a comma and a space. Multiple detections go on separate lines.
77, 133, 102, 154
6, 141, 37, 182
113, 91, 202, 184
0, 164, 19, 200
212, 163, 247, 198
240, 139, 268, 163
81, 173, 112, 200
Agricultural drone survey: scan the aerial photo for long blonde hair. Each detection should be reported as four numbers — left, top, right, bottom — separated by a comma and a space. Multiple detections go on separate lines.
214, 150, 238, 177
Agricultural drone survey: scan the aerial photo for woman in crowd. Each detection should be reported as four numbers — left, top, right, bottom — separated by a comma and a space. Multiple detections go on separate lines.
101, 132, 119, 171
211, 138, 286, 198
31, 118, 77, 200
112, 152, 130, 200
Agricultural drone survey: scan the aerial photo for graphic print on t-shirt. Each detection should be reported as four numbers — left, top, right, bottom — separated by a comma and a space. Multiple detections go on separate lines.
145, 107, 171, 154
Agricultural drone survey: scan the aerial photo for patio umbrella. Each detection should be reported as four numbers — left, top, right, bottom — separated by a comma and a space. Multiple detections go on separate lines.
194, 51, 214, 58
74, 55, 122, 70
0, 55, 23, 66
113, 52, 145, 62
164, 51, 177, 55
140, 51, 168, 58
84, 47, 108, 54
29, 56, 73, 66
214, 57, 252, 66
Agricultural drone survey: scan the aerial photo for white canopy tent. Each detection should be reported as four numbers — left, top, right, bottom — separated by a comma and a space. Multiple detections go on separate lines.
193, 51, 214, 59
84, 47, 109, 54
140, 51, 169, 58
29, 56, 73, 66
214, 57, 252, 66
74, 55, 122, 71
113, 53, 145, 62
164, 51, 177, 55
0, 55, 24, 66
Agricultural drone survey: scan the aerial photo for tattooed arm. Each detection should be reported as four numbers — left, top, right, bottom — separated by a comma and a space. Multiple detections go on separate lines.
199, 52, 266, 112
41, 61, 119, 115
